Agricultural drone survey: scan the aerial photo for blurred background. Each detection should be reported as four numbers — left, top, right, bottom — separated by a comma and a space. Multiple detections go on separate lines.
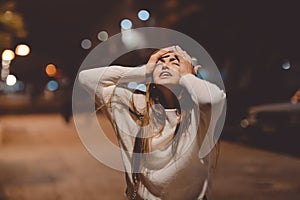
0, 0, 299, 199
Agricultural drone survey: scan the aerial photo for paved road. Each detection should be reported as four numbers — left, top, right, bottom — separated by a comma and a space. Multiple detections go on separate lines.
0, 114, 299, 200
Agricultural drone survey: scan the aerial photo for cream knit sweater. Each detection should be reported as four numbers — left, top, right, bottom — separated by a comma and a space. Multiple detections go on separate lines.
79, 65, 226, 200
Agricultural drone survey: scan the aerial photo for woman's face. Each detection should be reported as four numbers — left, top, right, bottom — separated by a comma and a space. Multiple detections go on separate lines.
152, 52, 182, 85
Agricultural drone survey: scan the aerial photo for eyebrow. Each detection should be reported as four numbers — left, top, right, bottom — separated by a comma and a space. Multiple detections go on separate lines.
159, 55, 180, 63
172, 55, 180, 62
160, 55, 170, 59
158, 55, 167, 62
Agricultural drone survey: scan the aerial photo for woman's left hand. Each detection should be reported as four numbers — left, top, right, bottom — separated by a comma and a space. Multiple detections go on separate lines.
173, 46, 200, 76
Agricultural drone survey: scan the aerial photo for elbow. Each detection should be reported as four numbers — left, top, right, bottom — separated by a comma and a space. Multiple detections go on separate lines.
78, 69, 96, 93
218, 90, 226, 103
78, 70, 88, 86
79, 69, 96, 89
211, 90, 226, 116
212, 90, 226, 106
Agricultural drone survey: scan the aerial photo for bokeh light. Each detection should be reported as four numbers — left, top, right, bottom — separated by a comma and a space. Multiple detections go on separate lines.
2, 60, 11, 65
121, 29, 145, 49
15, 81, 25, 91
6, 74, 17, 86
240, 119, 250, 128
127, 82, 138, 89
2, 80, 25, 92
2, 60, 10, 69
47, 80, 59, 91
45, 64, 57, 77
191, 57, 198, 66
282, 60, 291, 70
4, 11, 13, 21
1, 68, 9, 80
136, 84, 146, 92
2, 49, 15, 61
15, 44, 30, 56
81, 39, 92, 49
97, 31, 109, 41
138, 10, 150, 21
197, 68, 208, 80
120, 19, 132, 30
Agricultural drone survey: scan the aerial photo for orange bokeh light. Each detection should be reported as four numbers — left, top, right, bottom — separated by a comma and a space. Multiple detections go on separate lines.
45, 64, 57, 77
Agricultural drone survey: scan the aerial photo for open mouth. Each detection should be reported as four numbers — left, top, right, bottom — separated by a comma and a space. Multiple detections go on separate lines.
159, 71, 172, 78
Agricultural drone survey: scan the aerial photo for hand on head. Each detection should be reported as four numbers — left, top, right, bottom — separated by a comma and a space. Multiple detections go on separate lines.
146, 46, 176, 75
146, 46, 200, 77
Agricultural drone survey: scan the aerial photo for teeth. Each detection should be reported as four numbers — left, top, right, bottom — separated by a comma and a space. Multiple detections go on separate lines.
160, 72, 171, 77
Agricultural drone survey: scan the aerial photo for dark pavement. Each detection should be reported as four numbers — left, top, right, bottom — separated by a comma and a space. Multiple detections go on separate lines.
0, 114, 299, 200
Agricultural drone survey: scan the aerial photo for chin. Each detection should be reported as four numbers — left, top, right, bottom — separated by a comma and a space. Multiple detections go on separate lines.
155, 78, 178, 85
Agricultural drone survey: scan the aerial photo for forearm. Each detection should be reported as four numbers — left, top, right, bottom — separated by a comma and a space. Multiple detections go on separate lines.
179, 74, 226, 106
79, 65, 146, 95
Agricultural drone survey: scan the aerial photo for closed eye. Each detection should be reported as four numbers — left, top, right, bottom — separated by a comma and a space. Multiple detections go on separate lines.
172, 63, 180, 66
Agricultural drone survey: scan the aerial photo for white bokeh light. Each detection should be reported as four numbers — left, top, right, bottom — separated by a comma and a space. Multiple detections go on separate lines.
136, 84, 146, 92
6, 74, 17, 86
282, 60, 291, 70
121, 29, 145, 49
15, 44, 30, 56
2, 49, 15, 61
97, 31, 109, 41
120, 19, 132, 30
81, 39, 92, 49
127, 82, 138, 89
138, 10, 150, 21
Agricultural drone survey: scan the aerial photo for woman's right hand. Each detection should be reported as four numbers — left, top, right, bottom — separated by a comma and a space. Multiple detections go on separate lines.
146, 46, 176, 75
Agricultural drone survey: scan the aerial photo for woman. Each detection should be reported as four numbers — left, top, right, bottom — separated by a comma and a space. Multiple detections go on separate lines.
79, 46, 226, 200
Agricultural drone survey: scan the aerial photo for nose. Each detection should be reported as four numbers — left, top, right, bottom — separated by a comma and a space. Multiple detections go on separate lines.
162, 65, 169, 70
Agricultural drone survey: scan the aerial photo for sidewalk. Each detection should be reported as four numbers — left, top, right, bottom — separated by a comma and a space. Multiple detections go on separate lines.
0, 114, 299, 200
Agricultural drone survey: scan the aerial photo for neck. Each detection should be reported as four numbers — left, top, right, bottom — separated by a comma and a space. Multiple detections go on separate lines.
154, 84, 182, 109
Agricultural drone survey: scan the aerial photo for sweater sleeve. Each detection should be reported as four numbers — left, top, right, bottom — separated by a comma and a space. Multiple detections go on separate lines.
79, 65, 146, 106
179, 74, 226, 107
179, 73, 226, 159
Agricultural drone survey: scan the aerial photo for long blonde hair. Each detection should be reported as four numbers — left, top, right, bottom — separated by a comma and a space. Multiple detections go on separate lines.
127, 80, 195, 187
96, 70, 219, 193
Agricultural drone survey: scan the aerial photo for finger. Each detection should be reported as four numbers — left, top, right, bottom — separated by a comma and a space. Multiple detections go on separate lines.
162, 45, 176, 51
150, 47, 177, 64
174, 46, 192, 63
193, 65, 201, 75
174, 45, 186, 55
152, 47, 173, 59
181, 49, 192, 62
158, 46, 176, 56
175, 45, 183, 51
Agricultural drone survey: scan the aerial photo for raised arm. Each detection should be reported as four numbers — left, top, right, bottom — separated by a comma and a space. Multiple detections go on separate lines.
179, 74, 226, 107
173, 45, 226, 108
79, 65, 146, 105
